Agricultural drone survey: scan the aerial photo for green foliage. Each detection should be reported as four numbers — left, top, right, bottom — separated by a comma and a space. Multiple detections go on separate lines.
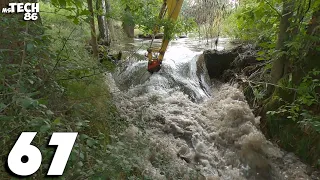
114, 0, 196, 37
268, 69, 320, 133
120, 0, 162, 24
223, 0, 279, 42
47, 0, 91, 25
116, 0, 161, 32
0, 2, 124, 179
225, 0, 320, 168
262, 69, 320, 167
162, 19, 181, 40
175, 17, 198, 35
266, 113, 320, 167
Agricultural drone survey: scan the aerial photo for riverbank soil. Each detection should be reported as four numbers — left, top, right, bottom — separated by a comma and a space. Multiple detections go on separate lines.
203, 44, 320, 171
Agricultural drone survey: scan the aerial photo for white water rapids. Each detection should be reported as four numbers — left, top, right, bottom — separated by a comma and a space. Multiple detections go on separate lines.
106, 38, 319, 179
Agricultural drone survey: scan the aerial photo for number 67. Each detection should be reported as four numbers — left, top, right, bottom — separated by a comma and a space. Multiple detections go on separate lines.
7, 132, 78, 176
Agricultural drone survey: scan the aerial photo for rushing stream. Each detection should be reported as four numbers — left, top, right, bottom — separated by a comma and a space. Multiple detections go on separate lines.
107, 37, 319, 180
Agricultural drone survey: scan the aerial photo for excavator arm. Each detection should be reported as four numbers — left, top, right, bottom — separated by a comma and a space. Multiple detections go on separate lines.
147, 0, 184, 73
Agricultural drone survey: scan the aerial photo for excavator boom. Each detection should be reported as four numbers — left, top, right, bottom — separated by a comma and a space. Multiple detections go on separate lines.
147, 0, 184, 73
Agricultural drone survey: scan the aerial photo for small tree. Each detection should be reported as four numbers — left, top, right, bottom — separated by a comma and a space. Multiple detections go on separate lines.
122, 5, 135, 38
96, 0, 111, 46
270, 0, 295, 85
87, 0, 98, 59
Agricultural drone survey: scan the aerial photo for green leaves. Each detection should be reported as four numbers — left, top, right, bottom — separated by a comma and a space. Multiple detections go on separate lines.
51, 0, 82, 8
73, 18, 79, 25
253, 88, 265, 100
40, 124, 51, 133
268, 69, 320, 133
50, 0, 88, 25
225, 0, 279, 42
0, 2, 122, 179
26, 43, 34, 52
0, 103, 6, 112
58, 0, 67, 7
86, 139, 95, 147
18, 97, 38, 109
53, 117, 61, 125
46, 110, 54, 116
79, 9, 90, 16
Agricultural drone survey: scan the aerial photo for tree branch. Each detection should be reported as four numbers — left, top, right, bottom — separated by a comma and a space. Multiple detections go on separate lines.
264, 0, 282, 17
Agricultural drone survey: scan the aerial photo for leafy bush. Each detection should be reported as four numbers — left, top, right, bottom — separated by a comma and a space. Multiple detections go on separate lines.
224, 0, 320, 169
268, 69, 320, 133
0, 3, 123, 179
223, 0, 279, 42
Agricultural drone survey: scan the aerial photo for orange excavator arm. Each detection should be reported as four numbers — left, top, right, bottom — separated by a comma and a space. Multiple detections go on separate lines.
147, 0, 184, 73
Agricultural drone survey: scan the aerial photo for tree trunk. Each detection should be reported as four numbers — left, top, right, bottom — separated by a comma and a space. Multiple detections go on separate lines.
105, 0, 115, 41
123, 23, 135, 38
96, 0, 110, 46
87, 0, 98, 59
270, 0, 295, 84
305, 6, 320, 69
122, 5, 135, 38
306, 7, 320, 36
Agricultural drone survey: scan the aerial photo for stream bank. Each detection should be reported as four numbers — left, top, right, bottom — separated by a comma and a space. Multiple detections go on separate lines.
201, 44, 320, 173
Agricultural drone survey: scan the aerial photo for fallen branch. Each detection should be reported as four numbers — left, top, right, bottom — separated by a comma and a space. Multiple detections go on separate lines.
236, 74, 298, 91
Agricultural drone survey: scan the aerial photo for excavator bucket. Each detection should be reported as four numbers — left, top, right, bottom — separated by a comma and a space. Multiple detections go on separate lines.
148, 59, 161, 73
146, 0, 183, 73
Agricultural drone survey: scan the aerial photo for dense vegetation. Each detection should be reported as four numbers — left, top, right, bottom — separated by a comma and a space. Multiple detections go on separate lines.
0, 0, 319, 179
0, 3, 121, 179
222, 0, 320, 168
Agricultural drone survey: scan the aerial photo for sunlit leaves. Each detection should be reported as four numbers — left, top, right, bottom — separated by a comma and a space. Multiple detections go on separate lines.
51, 0, 83, 9
225, 0, 279, 41
49, 0, 87, 24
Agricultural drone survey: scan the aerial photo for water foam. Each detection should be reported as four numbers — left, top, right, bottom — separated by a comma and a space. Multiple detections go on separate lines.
107, 69, 318, 179
106, 38, 318, 179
